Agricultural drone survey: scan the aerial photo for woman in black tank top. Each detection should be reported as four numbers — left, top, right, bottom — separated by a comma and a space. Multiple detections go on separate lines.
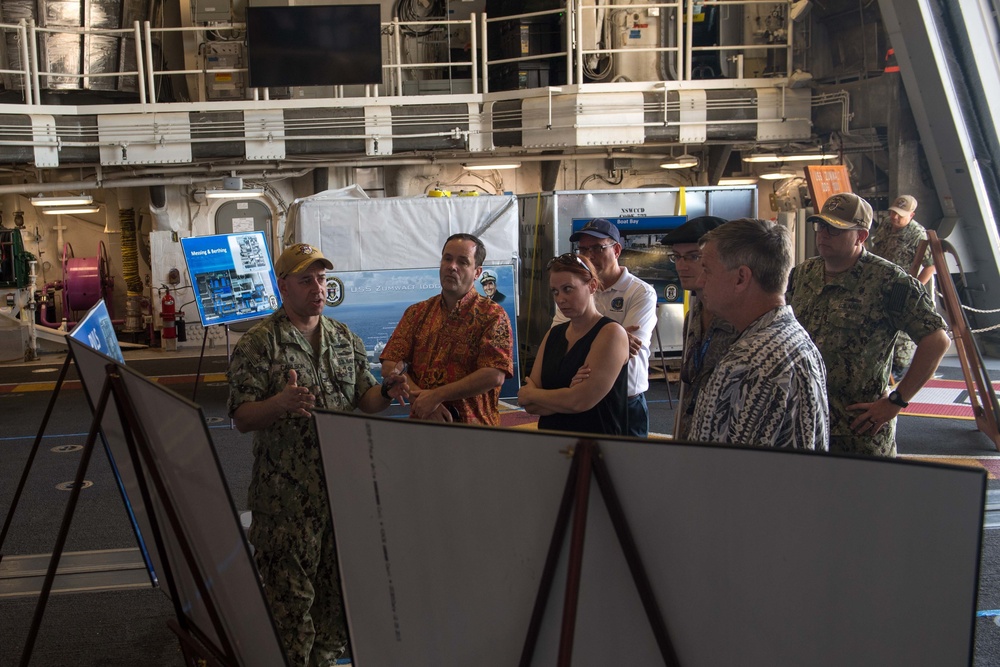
518, 254, 630, 435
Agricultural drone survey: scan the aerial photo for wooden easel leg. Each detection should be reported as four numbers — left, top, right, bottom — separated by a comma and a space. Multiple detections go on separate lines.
518, 444, 583, 667
592, 450, 681, 667
557, 440, 594, 667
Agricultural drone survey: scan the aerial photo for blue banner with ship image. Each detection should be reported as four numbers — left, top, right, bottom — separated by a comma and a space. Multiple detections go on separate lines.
323, 265, 520, 399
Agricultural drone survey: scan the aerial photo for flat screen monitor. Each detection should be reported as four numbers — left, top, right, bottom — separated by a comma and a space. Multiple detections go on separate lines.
246, 4, 383, 88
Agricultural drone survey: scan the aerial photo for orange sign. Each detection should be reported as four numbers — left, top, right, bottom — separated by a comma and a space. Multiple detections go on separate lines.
804, 165, 852, 210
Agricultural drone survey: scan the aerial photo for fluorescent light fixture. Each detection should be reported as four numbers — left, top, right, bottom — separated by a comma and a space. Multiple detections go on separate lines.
31, 194, 94, 207
462, 162, 522, 171
744, 151, 837, 163
659, 154, 699, 170
41, 206, 101, 215
742, 153, 780, 163
781, 152, 839, 161
203, 175, 266, 199
759, 168, 798, 181
205, 188, 265, 199
718, 176, 759, 186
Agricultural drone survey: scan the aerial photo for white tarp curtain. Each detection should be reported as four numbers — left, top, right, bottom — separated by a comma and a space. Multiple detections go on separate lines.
287, 188, 519, 271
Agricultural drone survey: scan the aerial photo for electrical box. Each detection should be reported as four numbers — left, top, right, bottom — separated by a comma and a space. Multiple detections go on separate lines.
192, 0, 232, 23
205, 41, 245, 100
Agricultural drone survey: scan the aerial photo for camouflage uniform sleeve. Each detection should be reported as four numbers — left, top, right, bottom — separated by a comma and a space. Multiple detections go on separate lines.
227, 327, 274, 417
349, 327, 378, 405
918, 227, 934, 269
885, 272, 946, 343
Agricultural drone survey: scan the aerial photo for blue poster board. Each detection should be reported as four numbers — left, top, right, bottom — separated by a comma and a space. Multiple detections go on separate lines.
67, 303, 159, 585
69, 299, 124, 362
572, 216, 687, 304
324, 265, 520, 399
180, 232, 281, 327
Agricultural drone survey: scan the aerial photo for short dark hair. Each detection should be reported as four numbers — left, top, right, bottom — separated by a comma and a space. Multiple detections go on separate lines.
444, 233, 486, 267
701, 218, 791, 294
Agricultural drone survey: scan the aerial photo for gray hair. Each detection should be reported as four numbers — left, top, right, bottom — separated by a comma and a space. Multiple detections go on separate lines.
701, 218, 791, 294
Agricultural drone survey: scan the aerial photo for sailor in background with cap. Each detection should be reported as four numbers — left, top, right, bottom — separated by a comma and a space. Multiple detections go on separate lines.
660, 216, 741, 440
480, 269, 506, 303
228, 243, 409, 665
788, 193, 949, 457
867, 194, 936, 379
553, 218, 657, 437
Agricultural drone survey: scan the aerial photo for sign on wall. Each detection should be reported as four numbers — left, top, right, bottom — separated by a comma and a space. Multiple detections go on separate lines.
180, 232, 281, 327
571, 216, 687, 304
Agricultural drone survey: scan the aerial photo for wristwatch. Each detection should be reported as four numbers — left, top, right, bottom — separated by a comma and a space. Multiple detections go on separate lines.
887, 390, 909, 408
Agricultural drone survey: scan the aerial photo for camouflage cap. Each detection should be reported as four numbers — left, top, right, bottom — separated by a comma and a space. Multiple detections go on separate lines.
274, 243, 333, 278
807, 192, 873, 231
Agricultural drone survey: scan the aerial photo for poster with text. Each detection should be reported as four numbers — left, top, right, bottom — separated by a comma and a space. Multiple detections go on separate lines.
324, 265, 520, 398
69, 299, 124, 363
180, 232, 281, 327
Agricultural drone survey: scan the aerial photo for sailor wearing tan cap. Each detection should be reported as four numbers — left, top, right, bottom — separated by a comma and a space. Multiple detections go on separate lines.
788, 193, 949, 457
228, 242, 409, 665
868, 194, 936, 378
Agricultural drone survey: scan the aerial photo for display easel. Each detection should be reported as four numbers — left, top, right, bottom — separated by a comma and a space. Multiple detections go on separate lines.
913, 230, 1000, 450
519, 439, 679, 667
16, 365, 238, 666
0, 346, 157, 578
0, 354, 75, 564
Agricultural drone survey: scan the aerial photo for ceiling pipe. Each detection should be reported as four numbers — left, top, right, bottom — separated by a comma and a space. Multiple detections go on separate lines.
0, 169, 313, 196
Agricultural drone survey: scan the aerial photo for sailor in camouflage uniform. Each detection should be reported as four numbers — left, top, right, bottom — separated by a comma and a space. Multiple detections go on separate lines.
229, 243, 408, 666
789, 193, 949, 457
867, 194, 936, 378
660, 215, 741, 441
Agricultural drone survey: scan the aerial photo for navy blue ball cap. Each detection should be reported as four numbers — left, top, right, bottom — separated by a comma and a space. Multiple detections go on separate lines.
569, 218, 621, 244
659, 216, 728, 245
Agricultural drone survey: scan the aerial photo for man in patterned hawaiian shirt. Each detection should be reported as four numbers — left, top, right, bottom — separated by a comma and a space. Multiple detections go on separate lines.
868, 194, 936, 379
690, 218, 829, 450
789, 192, 949, 457
381, 233, 514, 425
229, 243, 409, 666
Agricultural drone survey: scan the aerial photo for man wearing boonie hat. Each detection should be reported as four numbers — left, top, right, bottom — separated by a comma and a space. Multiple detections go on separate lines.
228, 242, 409, 664
479, 268, 506, 303
659, 215, 740, 440
788, 192, 949, 457
868, 194, 936, 379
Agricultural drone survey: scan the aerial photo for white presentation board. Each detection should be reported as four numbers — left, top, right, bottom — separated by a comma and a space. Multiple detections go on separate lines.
314, 412, 984, 667
113, 364, 288, 666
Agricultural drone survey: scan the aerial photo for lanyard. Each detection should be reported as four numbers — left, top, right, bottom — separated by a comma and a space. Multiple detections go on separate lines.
693, 331, 714, 374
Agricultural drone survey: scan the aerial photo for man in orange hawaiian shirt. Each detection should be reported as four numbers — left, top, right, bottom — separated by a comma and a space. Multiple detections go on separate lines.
381, 233, 514, 425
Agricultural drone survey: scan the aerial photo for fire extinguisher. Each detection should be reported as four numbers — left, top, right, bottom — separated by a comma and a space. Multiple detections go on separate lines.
161, 287, 176, 342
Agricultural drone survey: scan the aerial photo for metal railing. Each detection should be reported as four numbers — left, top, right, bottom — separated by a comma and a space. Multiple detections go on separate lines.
0, 1, 799, 110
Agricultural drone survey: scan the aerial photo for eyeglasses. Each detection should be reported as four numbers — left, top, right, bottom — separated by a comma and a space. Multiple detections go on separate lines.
575, 242, 615, 256
547, 253, 593, 276
813, 221, 849, 237
667, 251, 702, 264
